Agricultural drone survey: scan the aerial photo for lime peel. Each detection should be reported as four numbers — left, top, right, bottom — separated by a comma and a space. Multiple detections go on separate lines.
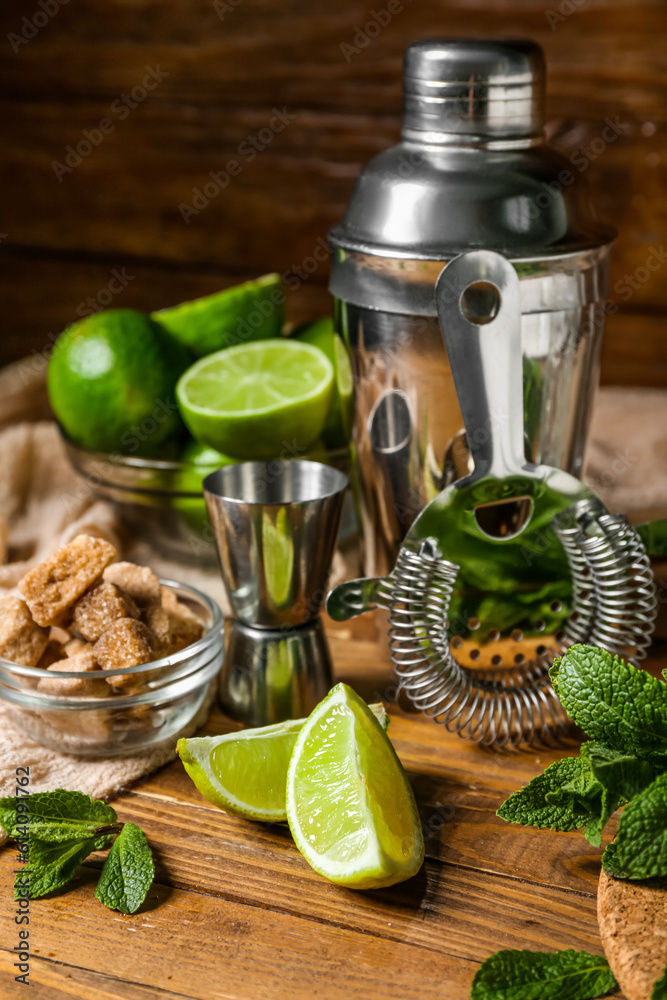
176, 702, 389, 824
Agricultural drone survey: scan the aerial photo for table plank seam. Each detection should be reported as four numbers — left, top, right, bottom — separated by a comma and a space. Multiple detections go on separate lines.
0, 948, 201, 1000
71, 852, 599, 961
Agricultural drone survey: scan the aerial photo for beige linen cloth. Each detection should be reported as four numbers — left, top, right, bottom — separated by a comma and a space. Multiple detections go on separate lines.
0, 359, 665, 801
0, 362, 227, 800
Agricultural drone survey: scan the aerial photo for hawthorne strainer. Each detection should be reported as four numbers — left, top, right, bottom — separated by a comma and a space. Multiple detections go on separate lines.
327, 251, 657, 748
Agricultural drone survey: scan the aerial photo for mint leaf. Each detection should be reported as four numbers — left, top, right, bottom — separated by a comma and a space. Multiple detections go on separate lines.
581, 742, 657, 798
497, 757, 599, 832
14, 834, 111, 899
551, 646, 667, 756
95, 822, 154, 914
638, 519, 667, 558
652, 967, 667, 1000
578, 742, 657, 847
615, 772, 667, 879
600, 842, 637, 880
0, 789, 117, 841
0, 797, 19, 836
470, 948, 617, 1000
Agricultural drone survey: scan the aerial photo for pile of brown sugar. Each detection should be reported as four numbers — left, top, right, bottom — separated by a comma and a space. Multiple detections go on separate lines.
0, 534, 204, 699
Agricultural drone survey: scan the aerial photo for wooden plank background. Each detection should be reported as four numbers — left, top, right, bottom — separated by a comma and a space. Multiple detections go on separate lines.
0, 0, 666, 385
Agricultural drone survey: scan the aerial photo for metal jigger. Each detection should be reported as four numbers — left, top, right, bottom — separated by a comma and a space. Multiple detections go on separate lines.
203, 461, 348, 725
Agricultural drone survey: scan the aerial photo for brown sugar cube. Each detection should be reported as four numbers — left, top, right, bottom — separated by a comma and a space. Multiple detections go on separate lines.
103, 562, 161, 610
0, 596, 50, 666
160, 588, 205, 654
143, 603, 171, 651
37, 641, 66, 670
36, 650, 109, 697
49, 626, 71, 647
72, 582, 139, 642
93, 618, 158, 691
18, 534, 116, 627
65, 637, 90, 657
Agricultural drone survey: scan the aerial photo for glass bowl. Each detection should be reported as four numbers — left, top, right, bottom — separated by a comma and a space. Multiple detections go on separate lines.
0, 580, 224, 757
62, 435, 350, 566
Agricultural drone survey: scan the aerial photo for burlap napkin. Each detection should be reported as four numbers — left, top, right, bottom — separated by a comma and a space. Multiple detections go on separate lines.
0, 362, 223, 798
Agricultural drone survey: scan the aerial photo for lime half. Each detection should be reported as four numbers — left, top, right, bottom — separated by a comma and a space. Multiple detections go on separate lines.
153, 274, 284, 357
176, 339, 334, 460
286, 684, 424, 889
177, 703, 389, 822
296, 318, 353, 450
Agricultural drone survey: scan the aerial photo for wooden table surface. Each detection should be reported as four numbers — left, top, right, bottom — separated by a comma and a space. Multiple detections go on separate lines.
4, 617, 661, 1000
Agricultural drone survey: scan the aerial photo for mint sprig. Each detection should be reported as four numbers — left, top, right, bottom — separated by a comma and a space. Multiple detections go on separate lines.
470, 948, 617, 1000
95, 822, 155, 914
498, 645, 667, 865
1, 788, 154, 914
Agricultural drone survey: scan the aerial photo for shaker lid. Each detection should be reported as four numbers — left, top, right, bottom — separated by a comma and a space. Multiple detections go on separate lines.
328, 37, 615, 287
402, 38, 545, 145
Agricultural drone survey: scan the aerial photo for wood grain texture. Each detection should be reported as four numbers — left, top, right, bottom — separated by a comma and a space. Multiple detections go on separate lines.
2, 631, 658, 998
1, 0, 666, 382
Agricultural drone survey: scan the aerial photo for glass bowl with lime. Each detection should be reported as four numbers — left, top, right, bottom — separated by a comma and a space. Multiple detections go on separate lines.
50, 279, 354, 565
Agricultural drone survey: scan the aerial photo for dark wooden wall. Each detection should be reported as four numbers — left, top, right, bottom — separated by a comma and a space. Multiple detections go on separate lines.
1, 0, 666, 385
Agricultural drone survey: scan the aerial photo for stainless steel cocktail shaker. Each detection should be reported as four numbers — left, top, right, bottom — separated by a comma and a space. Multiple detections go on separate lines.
329, 38, 615, 578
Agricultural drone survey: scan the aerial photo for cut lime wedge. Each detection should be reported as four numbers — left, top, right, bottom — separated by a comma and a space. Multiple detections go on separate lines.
153, 274, 284, 357
177, 702, 389, 822
176, 339, 334, 460
286, 684, 424, 889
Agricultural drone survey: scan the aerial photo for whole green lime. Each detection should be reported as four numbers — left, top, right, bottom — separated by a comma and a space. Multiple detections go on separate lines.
48, 309, 192, 454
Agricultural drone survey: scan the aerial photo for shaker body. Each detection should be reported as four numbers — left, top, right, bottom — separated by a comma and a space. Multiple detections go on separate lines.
336, 276, 607, 577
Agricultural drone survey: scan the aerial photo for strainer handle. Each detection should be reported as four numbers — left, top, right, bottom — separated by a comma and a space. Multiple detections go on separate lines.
435, 250, 527, 478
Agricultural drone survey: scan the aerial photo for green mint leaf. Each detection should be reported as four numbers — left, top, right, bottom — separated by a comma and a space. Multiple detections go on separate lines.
578, 742, 658, 846
637, 519, 667, 558
583, 787, 621, 849
651, 966, 667, 1000
1, 789, 117, 841
581, 742, 657, 798
13, 833, 111, 899
601, 842, 627, 878
550, 646, 667, 756
615, 772, 667, 879
470, 948, 617, 1000
0, 796, 19, 836
497, 757, 600, 832
95, 822, 154, 914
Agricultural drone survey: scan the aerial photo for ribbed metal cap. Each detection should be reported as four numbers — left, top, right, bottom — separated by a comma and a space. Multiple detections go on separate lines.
402, 38, 545, 145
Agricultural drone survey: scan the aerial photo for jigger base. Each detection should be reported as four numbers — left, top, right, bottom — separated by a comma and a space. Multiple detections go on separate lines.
219, 618, 333, 727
